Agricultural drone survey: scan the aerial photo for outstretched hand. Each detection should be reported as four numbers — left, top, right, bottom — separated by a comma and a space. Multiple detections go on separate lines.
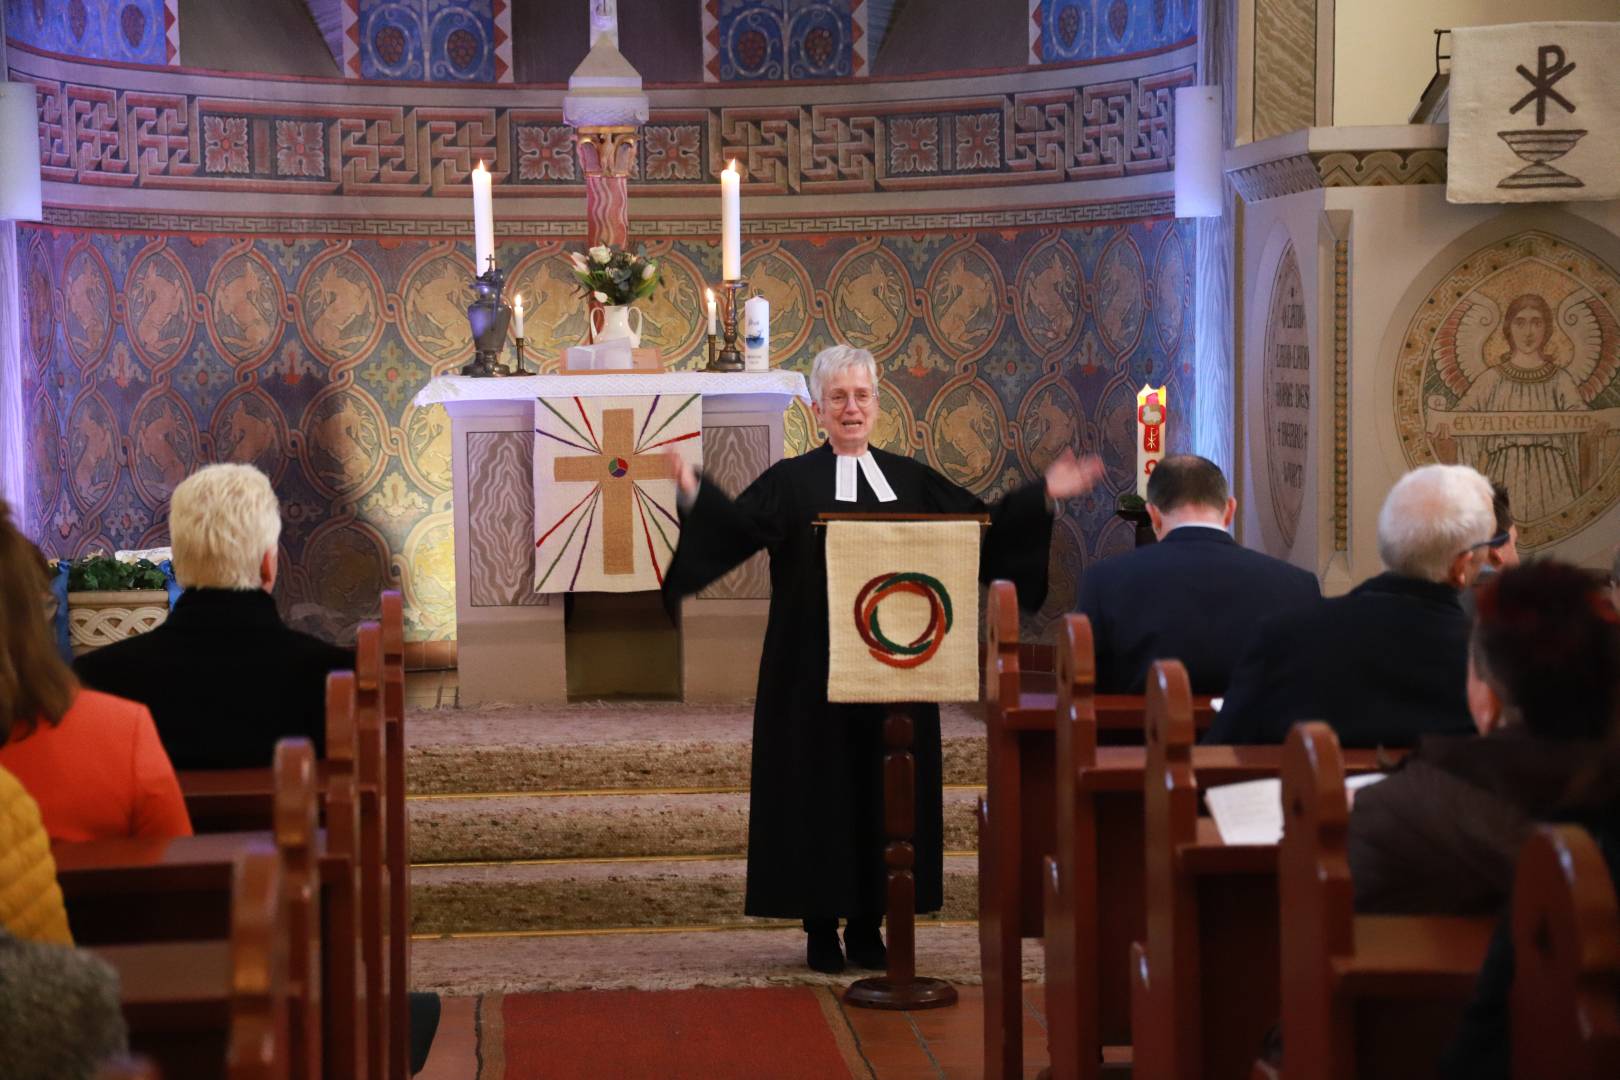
1043, 448, 1105, 501
667, 452, 699, 497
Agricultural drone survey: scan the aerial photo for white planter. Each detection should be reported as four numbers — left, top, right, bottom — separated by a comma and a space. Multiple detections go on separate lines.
65, 590, 169, 656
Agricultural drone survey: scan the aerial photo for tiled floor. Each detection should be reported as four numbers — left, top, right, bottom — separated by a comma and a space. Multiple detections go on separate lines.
405, 668, 459, 710
415, 983, 1051, 1079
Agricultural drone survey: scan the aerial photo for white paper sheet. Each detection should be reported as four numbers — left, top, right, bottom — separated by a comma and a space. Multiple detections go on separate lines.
1205, 773, 1386, 845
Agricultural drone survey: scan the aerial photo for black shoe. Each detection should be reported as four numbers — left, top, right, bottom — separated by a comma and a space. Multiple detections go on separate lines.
806, 928, 846, 973
843, 920, 887, 971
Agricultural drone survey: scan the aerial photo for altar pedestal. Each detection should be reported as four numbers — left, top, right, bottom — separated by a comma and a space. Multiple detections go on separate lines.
418, 371, 806, 705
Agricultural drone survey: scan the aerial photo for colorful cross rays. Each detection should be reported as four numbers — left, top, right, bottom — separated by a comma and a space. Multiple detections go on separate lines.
852, 571, 955, 669
535, 394, 701, 591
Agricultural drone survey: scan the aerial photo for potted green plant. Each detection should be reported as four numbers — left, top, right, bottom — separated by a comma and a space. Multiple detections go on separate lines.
55, 553, 174, 656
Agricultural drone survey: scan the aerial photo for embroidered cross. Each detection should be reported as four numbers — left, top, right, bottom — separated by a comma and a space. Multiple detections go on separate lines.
537, 395, 699, 583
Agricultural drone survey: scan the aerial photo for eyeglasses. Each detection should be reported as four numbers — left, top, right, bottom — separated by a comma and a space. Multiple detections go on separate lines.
1462, 532, 1512, 555
824, 390, 874, 409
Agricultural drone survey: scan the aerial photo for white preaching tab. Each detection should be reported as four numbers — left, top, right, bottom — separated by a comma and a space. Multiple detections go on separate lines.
834, 452, 898, 503
1205, 773, 1387, 846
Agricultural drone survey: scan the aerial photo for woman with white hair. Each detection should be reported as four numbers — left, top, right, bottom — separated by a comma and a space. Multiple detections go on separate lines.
663, 345, 1101, 973
73, 463, 353, 771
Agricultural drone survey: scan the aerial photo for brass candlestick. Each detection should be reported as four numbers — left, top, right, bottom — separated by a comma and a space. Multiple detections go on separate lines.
512, 336, 528, 375
705, 279, 747, 372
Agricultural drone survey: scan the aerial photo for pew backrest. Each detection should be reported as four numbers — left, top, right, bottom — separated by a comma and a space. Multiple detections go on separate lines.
1512, 825, 1620, 1080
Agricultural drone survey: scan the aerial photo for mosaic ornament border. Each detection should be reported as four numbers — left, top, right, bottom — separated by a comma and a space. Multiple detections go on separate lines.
12, 64, 1194, 199
1229, 149, 1450, 204
38, 197, 1177, 237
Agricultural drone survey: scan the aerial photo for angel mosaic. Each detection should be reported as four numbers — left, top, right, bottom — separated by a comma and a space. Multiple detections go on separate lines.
1431, 287, 1620, 521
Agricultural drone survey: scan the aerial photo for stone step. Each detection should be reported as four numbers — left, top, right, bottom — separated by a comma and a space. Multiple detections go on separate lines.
408, 787, 986, 863
408, 923, 1042, 996
405, 702, 987, 795
411, 852, 981, 936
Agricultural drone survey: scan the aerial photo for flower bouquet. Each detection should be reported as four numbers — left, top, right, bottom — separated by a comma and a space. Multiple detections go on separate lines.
567, 244, 660, 306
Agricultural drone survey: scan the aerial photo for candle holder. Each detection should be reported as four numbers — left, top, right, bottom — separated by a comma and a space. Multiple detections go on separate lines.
704, 279, 748, 373
512, 336, 528, 375
461, 258, 513, 378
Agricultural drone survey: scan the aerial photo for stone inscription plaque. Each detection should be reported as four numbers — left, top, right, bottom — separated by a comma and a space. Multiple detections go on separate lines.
1263, 244, 1310, 551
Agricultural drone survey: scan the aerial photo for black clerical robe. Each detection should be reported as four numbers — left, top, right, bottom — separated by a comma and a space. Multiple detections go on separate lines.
662, 442, 1053, 919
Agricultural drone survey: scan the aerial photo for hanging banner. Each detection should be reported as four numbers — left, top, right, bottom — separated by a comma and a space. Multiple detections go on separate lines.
1448, 21, 1620, 204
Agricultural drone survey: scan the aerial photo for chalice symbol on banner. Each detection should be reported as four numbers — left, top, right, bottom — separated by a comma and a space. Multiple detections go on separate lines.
1497, 43, 1587, 190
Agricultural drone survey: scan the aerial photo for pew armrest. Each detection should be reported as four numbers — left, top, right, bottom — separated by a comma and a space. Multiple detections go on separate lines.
1332, 916, 1495, 997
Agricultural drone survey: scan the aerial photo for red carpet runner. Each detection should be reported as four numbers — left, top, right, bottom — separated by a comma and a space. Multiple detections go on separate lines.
478, 986, 869, 1078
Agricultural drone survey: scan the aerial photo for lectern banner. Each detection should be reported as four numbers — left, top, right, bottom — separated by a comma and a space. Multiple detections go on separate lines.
1448, 22, 1620, 204
825, 520, 981, 704
534, 394, 702, 593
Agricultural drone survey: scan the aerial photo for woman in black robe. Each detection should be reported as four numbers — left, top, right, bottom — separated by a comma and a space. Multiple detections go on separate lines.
662, 345, 1100, 972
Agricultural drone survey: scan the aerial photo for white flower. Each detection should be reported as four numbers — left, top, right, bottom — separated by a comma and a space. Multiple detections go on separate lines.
569, 252, 588, 272
641, 263, 656, 280
589, 245, 612, 265
593, 290, 610, 304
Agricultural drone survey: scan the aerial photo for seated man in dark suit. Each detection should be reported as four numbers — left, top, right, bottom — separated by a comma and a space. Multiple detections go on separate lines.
75, 463, 352, 770
1076, 454, 1320, 694
1206, 462, 1496, 747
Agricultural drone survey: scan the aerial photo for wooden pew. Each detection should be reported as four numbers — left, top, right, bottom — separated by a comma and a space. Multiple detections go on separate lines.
1278, 722, 1493, 1079
979, 581, 1057, 1080
979, 589, 1217, 1080
94, 848, 289, 1080
1128, 660, 1283, 1080
1512, 825, 1620, 1079
1039, 616, 1391, 1080
355, 622, 393, 1080
380, 591, 411, 1080
323, 670, 368, 1080
54, 740, 327, 1080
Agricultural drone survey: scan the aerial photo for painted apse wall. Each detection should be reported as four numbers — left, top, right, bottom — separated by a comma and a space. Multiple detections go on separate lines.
11, 26, 1198, 645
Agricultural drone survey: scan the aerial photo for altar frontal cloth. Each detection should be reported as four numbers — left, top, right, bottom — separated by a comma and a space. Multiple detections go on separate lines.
1448, 22, 1620, 204
825, 520, 981, 704
534, 394, 702, 593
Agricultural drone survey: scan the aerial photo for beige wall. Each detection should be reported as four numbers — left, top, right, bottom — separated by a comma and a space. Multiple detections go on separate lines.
1333, 0, 1619, 126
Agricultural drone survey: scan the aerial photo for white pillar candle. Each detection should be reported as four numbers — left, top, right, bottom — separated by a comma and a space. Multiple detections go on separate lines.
472, 160, 495, 275
1135, 384, 1168, 498
706, 288, 718, 336
743, 294, 770, 371
720, 160, 741, 281
513, 294, 524, 338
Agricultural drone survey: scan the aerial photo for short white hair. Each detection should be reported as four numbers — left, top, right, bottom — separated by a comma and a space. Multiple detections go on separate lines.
169, 464, 282, 589
1376, 464, 1494, 583
808, 345, 879, 404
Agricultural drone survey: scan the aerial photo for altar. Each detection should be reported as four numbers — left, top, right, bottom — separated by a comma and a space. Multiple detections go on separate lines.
415, 371, 809, 705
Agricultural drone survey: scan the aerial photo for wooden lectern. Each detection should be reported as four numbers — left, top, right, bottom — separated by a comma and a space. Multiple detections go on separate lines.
820, 513, 988, 1011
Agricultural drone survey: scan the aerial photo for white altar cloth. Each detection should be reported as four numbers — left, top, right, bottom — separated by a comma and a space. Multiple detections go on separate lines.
414, 371, 809, 407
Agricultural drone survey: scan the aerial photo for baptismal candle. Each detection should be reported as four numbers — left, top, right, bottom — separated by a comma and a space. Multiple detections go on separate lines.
720, 161, 741, 281
1135, 384, 1168, 498
513, 294, 524, 338
706, 288, 718, 336
472, 160, 495, 274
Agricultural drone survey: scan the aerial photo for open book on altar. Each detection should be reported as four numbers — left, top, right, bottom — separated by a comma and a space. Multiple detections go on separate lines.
1205, 772, 1387, 846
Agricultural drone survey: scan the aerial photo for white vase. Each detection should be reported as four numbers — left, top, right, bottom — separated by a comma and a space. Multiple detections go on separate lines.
590, 304, 644, 348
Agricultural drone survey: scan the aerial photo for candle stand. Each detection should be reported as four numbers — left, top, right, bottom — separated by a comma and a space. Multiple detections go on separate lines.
704, 279, 748, 373
513, 336, 528, 375
461, 260, 514, 378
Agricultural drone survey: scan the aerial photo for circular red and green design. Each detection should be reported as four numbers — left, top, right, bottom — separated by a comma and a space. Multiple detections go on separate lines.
853, 572, 954, 669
